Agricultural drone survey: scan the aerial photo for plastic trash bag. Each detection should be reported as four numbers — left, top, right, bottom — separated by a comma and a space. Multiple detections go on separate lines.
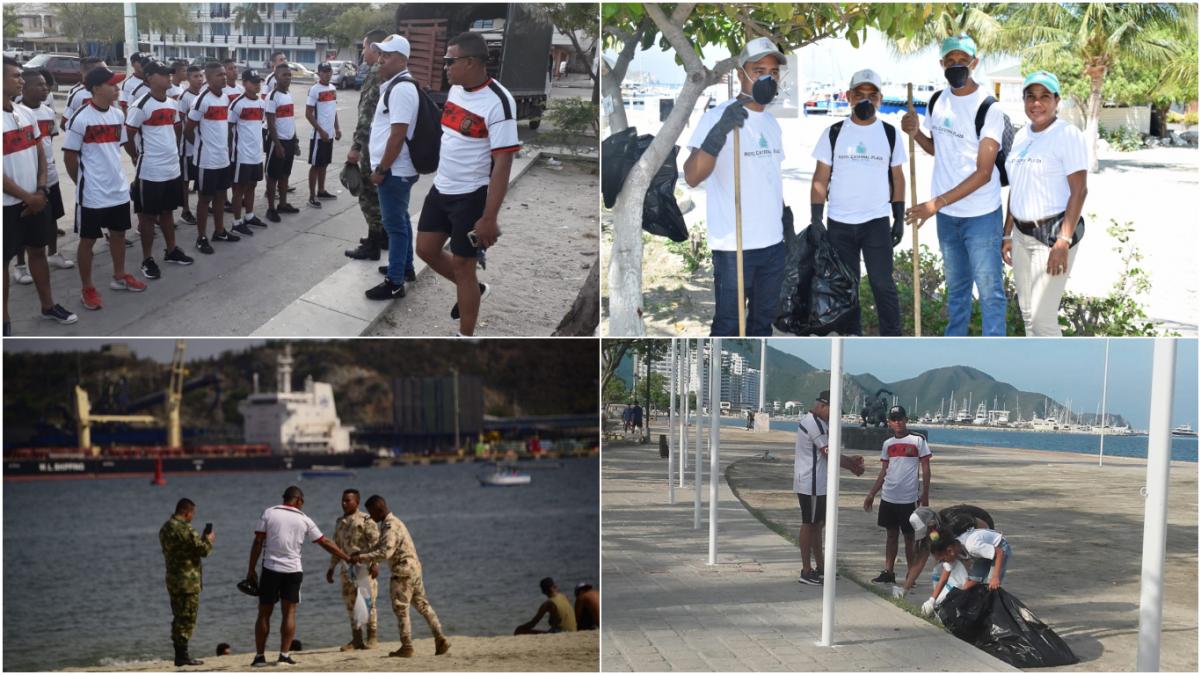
774, 224, 858, 335
600, 126, 688, 242
936, 586, 1078, 668
349, 563, 373, 629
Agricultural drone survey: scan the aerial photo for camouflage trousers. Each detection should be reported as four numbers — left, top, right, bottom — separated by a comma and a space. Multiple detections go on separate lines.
390, 573, 444, 644
168, 589, 200, 647
358, 158, 385, 242
339, 573, 379, 632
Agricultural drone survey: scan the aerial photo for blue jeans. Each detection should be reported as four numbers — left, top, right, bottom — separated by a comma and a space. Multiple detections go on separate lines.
936, 207, 1006, 336
711, 242, 786, 336
967, 540, 1013, 584
379, 174, 418, 285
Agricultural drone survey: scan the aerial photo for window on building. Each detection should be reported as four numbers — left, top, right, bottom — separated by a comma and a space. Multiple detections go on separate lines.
275, 23, 291, 38
211, 23, 229, 37
471, 19, 495, 29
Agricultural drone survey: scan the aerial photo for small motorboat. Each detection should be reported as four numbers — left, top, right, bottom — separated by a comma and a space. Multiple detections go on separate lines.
478, 469, 532, 487
301, 466, 357, 479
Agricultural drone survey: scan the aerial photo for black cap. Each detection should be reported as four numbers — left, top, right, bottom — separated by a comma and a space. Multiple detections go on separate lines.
129, 52, 147, 65
84, 66, 125, 90
888, 405, 908, 420
142, 60, 171, 78
241, 68, 263, 83
317, 61, 332, 71
816, 390, 830, 405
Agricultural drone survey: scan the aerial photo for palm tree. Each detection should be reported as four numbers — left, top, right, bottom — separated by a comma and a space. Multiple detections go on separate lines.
232, 3, 271, 66
135, 4, 193, 58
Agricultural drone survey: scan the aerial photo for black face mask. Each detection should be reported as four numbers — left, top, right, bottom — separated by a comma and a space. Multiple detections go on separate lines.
853, 100, 875, 121
945, 65, 970, 89
751, 74, 777, 105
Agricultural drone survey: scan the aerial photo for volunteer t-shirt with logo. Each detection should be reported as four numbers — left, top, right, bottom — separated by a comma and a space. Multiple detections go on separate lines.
266, 89, 296, 141
792, 412, 829, 496
187, 87, 232, 170
126, 93, 181, 182
878, 433, 932, 504
62, 84, 92, 126
3, 104, 41, 207
23, 102, 60, 186
63, 103, 129, 208
957, 528, 1005, 561
229, 94, 266, 164
922, 86, 1005, 218
687, 99, 785, 251
223, 84, 245, 105
369, 70, 418, 177
434, 78, 521, 195
178, 88, 202, 160
255, 504, 324, 574
121, 74, 147, 108
306, 81, 338, 137
812, 119, 907, 223
1005, 118, 1088, 221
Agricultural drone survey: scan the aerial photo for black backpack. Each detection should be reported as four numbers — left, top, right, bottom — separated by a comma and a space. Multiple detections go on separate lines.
381, 74, 442, 174
928, 89, 1015, 186
827, 119, 898, 197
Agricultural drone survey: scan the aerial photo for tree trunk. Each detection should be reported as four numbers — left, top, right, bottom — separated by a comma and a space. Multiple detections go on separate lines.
1085, 65, 1105, 173
552, 262, 599, 336
601, 67, 629, 133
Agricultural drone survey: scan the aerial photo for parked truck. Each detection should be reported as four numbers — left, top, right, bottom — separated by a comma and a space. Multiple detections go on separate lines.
395, 2, 553, 128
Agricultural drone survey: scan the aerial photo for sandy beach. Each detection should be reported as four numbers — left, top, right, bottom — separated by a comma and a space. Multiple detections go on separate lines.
62, 631, 598, 672
711, 424, 1197, 671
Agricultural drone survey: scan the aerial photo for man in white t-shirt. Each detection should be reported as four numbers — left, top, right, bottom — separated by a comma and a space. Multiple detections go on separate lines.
246, 486, 352, 668
684, 37, 788, 336
305, 61, 340, 208
184, 61, 240, 253
228, 69, 269, 234
793, 390, 865, 585
811, 69, 907, 336
61, 56, 106, 127
120, 52, 149, 111
177, 65, 205, 226
264, 63, 299, 222
414, 31, 520, 336
901, 35, 1007, 336
17, 67, 74, 273
167, 60, 187, 100
863, 405, 932, 586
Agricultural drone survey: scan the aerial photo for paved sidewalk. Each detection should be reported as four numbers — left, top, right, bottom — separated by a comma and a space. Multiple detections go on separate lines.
601, 430, 1016, 672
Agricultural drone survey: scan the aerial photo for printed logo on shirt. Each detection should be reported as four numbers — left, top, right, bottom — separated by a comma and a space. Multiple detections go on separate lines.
2, 125, 38, 153
203, 106, 229, 121
317, 90, 336, 102
758, 133, 768, 149
441, 101, 487, 139
932, 117, 965, 141
83, 124, 122, 144
37, 119, 54, 137
238, 106, 265, 121
145, 108, 177, 126
275, 103, 294, 118
886, 443, 921, 458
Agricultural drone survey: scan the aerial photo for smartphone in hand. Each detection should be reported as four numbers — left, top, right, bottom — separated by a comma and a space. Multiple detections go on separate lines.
203, 523, 213, 536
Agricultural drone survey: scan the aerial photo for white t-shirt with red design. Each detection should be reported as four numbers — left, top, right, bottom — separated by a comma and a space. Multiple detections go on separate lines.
229, 94, 267, 164
306, 82, 338, 137
266, 89, 297, 141
23, 102, 60, 186
433, 78, 520, 195
127, 93, 181, 182
62, 84, 92, 126
63, 103, 129, 208
3, 104, 42, 206
187, 87, 231, 170
878, 433, 932, 504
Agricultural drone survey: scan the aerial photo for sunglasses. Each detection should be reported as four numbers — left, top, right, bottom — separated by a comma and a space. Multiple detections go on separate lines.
442, 54, 486, 67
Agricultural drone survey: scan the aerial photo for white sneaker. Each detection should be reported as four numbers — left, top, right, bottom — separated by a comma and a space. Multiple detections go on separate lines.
47, 253, 75, 269
11, 264, 33, 284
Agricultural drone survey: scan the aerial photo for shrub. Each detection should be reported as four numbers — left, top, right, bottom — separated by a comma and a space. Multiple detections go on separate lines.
540, 98, 599, 152
1099, 124, 1142, 152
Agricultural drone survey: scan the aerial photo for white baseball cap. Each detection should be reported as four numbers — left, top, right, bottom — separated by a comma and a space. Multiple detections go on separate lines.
738, 37, 787, 67
373, 34, 411, 57
849, 69, 883, 91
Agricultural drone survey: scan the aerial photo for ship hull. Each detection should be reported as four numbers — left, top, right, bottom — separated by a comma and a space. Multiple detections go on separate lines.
4, 451, 376, 480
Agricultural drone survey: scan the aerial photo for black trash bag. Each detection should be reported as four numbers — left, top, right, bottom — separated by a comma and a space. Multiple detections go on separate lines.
937, 586, 1078, 668
600, 127, 689, 242
774, 224, 858, 335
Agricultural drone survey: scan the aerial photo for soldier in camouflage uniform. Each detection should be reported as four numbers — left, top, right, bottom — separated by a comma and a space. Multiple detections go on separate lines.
325, 488, 381, 650
159, 498, 214, 667
352, 495, 450, 658
344, 36, 389, 262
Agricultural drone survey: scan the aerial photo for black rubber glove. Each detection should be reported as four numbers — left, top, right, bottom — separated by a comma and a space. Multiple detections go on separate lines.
891, 201, 905, 248
700, 101, 748, 157
810, 203, 826, 234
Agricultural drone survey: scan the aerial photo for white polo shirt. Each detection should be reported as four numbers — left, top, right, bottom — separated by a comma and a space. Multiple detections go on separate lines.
1005, 118, 1088, 221
434, 78, 521, 195
255, 504, 325, 574
922, 86, 1005, 218
370, 71, 418, 177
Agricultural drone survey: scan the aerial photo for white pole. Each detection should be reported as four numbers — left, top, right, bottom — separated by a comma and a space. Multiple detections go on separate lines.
123, 3, 138, 65
1136, 338, 1176, 672
680, 339, 689, 488
695, 338, 704, 529
758, 341, 767, 413
819, 338, 845, 647
708, 338, 722, 565
668, 339, 676, 504
1099, 338, 1110, 466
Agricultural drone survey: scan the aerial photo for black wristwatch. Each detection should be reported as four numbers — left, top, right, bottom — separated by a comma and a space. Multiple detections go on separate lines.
374, 166, 390, 176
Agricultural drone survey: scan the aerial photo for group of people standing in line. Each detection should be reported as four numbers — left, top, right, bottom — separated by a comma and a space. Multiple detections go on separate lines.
686, 33, 1089, 337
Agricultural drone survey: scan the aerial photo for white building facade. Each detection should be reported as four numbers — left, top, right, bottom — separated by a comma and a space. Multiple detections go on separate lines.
139, 3, 329, 68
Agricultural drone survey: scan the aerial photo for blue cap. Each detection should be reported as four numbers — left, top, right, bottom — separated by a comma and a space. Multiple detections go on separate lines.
940, 34, 977, 58
1022, 70, 1060, 96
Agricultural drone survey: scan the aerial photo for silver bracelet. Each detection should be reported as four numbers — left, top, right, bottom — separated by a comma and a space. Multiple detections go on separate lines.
1057, 235, 1072, 243
1001, 235, 1012, 241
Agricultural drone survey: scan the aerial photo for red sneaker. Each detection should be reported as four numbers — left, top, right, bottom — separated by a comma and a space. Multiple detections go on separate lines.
110, 273, 147, 292
80, 286, 103, 310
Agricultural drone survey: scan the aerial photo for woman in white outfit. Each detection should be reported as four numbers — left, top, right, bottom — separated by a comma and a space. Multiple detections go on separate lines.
1001, 70, 1089, 336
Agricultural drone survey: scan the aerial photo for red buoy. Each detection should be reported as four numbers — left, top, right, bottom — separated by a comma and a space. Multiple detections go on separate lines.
151, 455, 166, 486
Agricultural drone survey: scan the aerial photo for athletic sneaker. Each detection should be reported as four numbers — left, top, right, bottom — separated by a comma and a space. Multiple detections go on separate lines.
378, 265, 388, 275
195, 237, 215, 255
317, 191, 337, 199
47, 253, 75, 269
164, 247, 195, 265
365, 279, 405, 300
797, 570, 822, 585
277, 654, 297, 665
266, 209, 281, 223
450, 282, 490, 320
406, 266, 416, 282
871, 570, 896, 584
41, 303, 79, 324
80, 286, 102, 310
245, 215, 268, 228
277, 203, 299, 214
11, 264, 32, 285
179, 211, 197, 224
306, 197, 322, 209
110, 273, 147, 292
286, 185, 296, 193
224, 202, 234, 213
212, 230, 241, 242
232, 222, 255, 236
250, 654, 268, 668
140, 257, 161, 280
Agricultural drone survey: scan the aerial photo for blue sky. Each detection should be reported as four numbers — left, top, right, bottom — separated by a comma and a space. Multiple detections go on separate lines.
767, 338, 1198, 430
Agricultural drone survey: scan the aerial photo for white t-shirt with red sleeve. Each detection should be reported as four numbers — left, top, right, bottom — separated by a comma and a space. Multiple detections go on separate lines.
62, 103, 129, 208
3, 104, 42, 206
433, 78, 520, 195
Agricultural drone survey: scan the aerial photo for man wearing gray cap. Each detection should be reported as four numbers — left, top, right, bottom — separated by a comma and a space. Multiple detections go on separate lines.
683, 37, 787, 336
810, 69, 906, 335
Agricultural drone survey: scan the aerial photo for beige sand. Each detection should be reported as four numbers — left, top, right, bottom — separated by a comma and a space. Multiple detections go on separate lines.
720, 426, 1197, 672
64, 631, 598, 672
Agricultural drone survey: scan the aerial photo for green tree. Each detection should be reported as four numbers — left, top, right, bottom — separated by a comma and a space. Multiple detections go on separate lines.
53, 3, 123, 53
232, 3, 271, 61
4, 6, 20, 40
135, 3, 194, 57
327, 5, 396, 53
545, 3, 601, 104
603, 375, 630, 406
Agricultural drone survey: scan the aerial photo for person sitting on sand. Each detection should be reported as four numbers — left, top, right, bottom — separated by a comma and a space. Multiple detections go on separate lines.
574, 582, 599, 630
216, 643, 231, 656
893, 503, 994, 598
514, 577, 577, 634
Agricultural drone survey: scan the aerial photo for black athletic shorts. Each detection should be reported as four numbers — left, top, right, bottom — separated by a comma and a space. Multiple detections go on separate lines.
195, 166, 232, 196
797, 493, 826, 525
233, 162, 264, 186
131, 177, 183, 214
307, 137, 333, 166
76, 202, 132, 240
3, 201, 55, 260
47, 182, 65, 221
417, 185, 488, 258
266, 137, 297, 179
878, 499, 918, 533
258, 567, 303, 606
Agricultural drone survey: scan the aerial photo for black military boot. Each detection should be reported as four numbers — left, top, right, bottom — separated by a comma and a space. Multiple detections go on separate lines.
175, 644, 204, 667
344, 238, 381, 260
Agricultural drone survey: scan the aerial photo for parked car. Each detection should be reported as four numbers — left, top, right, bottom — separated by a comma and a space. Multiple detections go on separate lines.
22, 54, 82, 87
326, 60, 356, 88
286, 62, 315, 82
351, 63, 368, 90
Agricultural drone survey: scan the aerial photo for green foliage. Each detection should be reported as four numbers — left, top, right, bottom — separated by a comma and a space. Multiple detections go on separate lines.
545, 3, 599, 42
135, 3, 194, 38
1168, 110, 1198, 126
4, 6, 21, 40
1099, 124, 1143, 152
52, 3, 123, 47
603, 375, 629, 405
664, 225, 709, 274
541, 97, 600, 151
